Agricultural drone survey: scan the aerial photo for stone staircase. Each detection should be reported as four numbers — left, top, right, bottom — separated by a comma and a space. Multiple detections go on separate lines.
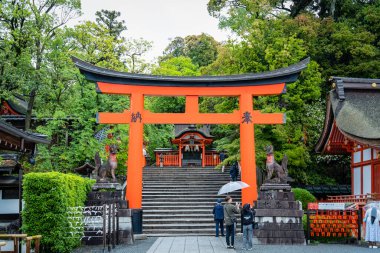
142, 167, 241, 236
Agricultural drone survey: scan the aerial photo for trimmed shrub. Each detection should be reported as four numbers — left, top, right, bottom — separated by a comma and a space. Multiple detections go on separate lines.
292, 188, 316, 210
22, 172, 94, 253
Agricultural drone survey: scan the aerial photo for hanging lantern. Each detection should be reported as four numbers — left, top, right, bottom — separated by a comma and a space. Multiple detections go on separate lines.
185, 145, 190, 152
194, 145, 200, 152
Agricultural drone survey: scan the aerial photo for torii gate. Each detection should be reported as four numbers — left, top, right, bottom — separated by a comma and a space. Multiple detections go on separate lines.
73, 57, 309, 210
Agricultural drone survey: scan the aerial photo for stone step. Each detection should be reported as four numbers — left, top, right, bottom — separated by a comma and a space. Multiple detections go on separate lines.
143, 201, 218, 206
143, 205, 216, 210
143, 180, 229, 183
143, 190, 224, 194
143, 194, 241, 199
144, 233, 215, 237
143, 218, 215, 224
142, 166, 241, 235
144, 209, 217, 214
142, 197, 240, 202
143, 224, 240, 230
143, 228, 216, 235
144, 214, 213, 219
142, 185, 225, 188
143, 218, 241, 224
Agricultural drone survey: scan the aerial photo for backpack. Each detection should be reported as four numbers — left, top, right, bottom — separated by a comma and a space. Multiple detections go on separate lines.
214, 204, 224, 220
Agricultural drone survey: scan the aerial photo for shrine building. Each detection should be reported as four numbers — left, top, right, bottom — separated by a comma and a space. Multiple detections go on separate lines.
154, 124, 221, 167
315, 77, 380, 196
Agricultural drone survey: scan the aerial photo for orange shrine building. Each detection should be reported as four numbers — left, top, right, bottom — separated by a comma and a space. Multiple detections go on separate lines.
316, 77, 380, 198
154, 124, 221, 167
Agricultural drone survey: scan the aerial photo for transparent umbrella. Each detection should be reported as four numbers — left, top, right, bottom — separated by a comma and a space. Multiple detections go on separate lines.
217, 181, 249, 195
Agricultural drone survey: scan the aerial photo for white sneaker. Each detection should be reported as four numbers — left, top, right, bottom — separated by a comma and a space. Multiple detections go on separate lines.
369, 246, 373, 248
373, 246, 378, 249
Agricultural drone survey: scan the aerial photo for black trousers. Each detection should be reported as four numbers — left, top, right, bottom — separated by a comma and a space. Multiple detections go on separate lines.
226, 224, 235, 246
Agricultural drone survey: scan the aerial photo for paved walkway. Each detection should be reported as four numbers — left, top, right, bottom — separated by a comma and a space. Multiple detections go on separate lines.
147, 236, 231, 253
73, 236, 373, 253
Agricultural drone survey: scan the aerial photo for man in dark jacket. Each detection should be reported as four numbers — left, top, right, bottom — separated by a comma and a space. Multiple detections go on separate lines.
224, 196, 240, 249
212, 198, 224, 237
230, 161, 239, 181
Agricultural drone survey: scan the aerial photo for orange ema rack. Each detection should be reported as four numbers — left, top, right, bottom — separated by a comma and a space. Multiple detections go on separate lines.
310, 210, 359, 238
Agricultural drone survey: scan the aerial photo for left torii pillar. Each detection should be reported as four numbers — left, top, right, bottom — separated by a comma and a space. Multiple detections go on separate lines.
126, 93, 144, 209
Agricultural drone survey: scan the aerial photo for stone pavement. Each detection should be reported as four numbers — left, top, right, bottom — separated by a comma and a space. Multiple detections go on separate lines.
73, 236, 374, 253
147, 236, 231, 253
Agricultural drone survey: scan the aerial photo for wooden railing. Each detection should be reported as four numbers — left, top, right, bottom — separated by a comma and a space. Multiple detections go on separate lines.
327, 193, 380, 204
204, 154, 220, 166
156, 153, 179, 166
155, 151, 222, 167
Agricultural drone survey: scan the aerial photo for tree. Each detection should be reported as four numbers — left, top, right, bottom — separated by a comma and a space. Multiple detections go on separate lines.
0, 0, 81, 130
162, 37, 185, 58
95, 9, 127, 39
161, 33, 219, 67
207, 0, 378, 19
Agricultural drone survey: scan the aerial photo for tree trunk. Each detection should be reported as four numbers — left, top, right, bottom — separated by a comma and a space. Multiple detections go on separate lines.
25, 88, 36, 131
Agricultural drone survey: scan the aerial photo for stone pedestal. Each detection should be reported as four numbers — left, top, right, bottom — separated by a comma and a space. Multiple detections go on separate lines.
84, 182, 134, 245
253, 183, 305, 245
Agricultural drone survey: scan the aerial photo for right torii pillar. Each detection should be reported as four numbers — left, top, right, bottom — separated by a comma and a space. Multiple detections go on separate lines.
240, 93, 257, 203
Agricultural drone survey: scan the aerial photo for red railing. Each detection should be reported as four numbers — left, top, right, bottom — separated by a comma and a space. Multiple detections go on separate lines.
155, 151, 221, 167
327, 193, 380, 204
156, 153, 179, 166
204, 154, 220, 166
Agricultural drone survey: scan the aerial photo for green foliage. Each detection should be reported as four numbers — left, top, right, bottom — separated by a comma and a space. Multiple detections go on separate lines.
22, 172, 94, 253
153, 56, 200, 76
95, 9, 127, 39
292, 188, 317, 210
161, 33, 219, 67
302, 214, 307, 232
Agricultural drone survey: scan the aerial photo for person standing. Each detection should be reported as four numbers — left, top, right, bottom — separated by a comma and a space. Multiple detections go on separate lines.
230, 161, 239, 182
220, 151, 226, 172
224, 196, 240, 249
364, 205, 380, 248
212, 198, 225, 237
241, 204, 254, 251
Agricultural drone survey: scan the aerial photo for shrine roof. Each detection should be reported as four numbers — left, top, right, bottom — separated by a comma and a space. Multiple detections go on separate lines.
0, 120, 50, 152
72, 57, 310, 87
74, 163, 95, 175
315, 77, 380, 153
174, 125, 212, 138
1, 95, 28, 116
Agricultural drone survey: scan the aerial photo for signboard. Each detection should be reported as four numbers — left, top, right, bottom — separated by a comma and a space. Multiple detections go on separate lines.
308, 202, 345, 210
318, 203, 345, 210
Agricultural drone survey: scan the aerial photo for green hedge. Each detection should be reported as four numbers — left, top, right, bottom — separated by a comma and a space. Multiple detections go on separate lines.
22, 172, 94, 253
292, 188, 316, 210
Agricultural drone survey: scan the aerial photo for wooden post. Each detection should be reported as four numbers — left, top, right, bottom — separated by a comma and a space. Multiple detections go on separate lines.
202, 141, 205, 168
179, 144, 182, 167
239, 93, 257, 204
126, 93, 144, 208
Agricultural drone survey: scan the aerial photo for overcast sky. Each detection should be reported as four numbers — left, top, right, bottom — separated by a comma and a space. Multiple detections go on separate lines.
67, 0, 230, 62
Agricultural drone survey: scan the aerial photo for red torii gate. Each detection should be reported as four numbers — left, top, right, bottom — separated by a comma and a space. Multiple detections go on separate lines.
73, 57, 309, 210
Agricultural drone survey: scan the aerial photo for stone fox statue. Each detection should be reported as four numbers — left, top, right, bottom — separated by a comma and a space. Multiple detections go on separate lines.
95, 144, 118, 183
265, 145, 289, 183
